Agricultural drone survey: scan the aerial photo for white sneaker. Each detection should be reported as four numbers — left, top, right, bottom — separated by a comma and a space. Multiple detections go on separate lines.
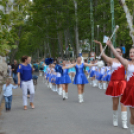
121, 112, 128, 129
113, 110, 118, 127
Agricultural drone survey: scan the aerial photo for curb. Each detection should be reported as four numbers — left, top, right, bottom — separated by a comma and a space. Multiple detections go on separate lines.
0, 91, 3, 106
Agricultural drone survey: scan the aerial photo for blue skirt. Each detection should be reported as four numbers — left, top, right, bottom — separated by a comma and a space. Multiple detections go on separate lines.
51, 75, 56, 83
90, 71, 95, 77
55, 77, 62, 84
73, 73, 89, 84
61, 75, 71, 84
107, 75, 111, 82
101, 75, 107, 81
46, 74, 50, 80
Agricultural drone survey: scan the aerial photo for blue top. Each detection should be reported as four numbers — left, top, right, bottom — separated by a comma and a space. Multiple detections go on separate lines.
3, 84, 18, 96
17, 64, 32, 81
61, 69, 71, 84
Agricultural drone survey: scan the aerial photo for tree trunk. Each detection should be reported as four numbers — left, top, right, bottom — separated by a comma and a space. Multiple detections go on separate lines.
74, 0, 80, 56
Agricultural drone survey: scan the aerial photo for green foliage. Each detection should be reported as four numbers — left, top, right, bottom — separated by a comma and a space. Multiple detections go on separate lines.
0, 0, 134, 60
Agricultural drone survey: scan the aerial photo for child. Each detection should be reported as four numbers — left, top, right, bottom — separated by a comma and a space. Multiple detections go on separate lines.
2, 78, 18, 111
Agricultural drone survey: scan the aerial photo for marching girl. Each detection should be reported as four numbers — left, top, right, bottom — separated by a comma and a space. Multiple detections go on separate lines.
18, 56, 35, 110
94, 40, 128, 129
62, 56, 95, 103
69, 59, 76, 82
61, 60, 72, 100
50, 64, 57, 92
101, 66, 108, 90
55, 61, 63, 95
46, 65, 51, 88
84, 59, 90, 79
107, 40, 134, 133
43, 63, 48, 83
89, 60, 96, 86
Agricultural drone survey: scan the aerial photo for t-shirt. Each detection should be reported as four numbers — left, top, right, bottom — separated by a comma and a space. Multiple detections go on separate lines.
17, 64, 32, 81
12, 64, 19, 74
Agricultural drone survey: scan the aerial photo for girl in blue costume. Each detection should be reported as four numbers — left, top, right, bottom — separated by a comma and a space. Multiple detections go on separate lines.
50, 64, 57, 92
84, 59, 90, 79
101, 66, 108, 90
62, 56, 95, 103
55, 61, 62, 96
69, 59, 76, 82
61, 60, 72, 100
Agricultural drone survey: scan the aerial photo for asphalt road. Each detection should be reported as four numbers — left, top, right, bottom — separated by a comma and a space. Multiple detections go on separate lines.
0, 77, 130, 134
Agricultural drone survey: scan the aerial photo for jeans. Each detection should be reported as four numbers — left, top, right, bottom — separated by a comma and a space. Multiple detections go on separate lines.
13, 73, 18, 84
4, 96, 12, 110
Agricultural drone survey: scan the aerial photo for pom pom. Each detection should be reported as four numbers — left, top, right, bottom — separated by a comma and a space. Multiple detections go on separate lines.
95, 61, 104, 68
55, 64, 63, 74
45, 58, 54, 65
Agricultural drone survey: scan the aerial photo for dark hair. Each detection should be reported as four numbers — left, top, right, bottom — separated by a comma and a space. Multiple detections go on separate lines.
115, 47, 123, 53
21, 56, 28, 63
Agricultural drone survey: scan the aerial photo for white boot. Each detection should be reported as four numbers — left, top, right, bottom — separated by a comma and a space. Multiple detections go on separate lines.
58, 88, 62, 95
103, 83, 107, 90
78, 94, 83, 103
90, 80, 93, 85
71, 77, 74, 82
50, 83, 52, 89
87, 75, 89, 79
121, 111, 128, 129
113, 110, 118, 127
130, 124, 134, 134
47, 83, 50, 88
55, 85, 58, 92
81, 94, 84, 103
65, 92, 68, 99
52, 85, 55, 92
99, 83, 102, 89
63, 90, 66, 100
93, 80, 98, 87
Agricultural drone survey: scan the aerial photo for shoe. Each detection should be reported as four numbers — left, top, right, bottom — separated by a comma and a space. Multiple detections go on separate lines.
113, 110, 118, 127
30, 102, 35, 109
121, 111, 128, 129
24, 106, 27, 110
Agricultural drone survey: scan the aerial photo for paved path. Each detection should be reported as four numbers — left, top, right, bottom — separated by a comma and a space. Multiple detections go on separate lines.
0, 77, 130, 134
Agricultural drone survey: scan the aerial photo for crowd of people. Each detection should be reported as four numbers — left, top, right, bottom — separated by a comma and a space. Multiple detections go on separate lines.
2, 39, 134, 134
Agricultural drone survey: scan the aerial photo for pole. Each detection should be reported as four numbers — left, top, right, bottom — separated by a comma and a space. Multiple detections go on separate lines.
90, 0, 95, 52
111, 0, 115, 57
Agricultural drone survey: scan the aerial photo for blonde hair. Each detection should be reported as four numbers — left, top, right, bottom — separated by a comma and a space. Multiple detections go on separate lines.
6, 78, 12, 83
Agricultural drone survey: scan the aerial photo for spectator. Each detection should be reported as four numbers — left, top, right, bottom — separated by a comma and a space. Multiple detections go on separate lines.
12, 60, 19, 84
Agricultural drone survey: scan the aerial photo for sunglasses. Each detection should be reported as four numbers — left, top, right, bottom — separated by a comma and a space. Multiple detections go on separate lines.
116, 51, 122, 53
